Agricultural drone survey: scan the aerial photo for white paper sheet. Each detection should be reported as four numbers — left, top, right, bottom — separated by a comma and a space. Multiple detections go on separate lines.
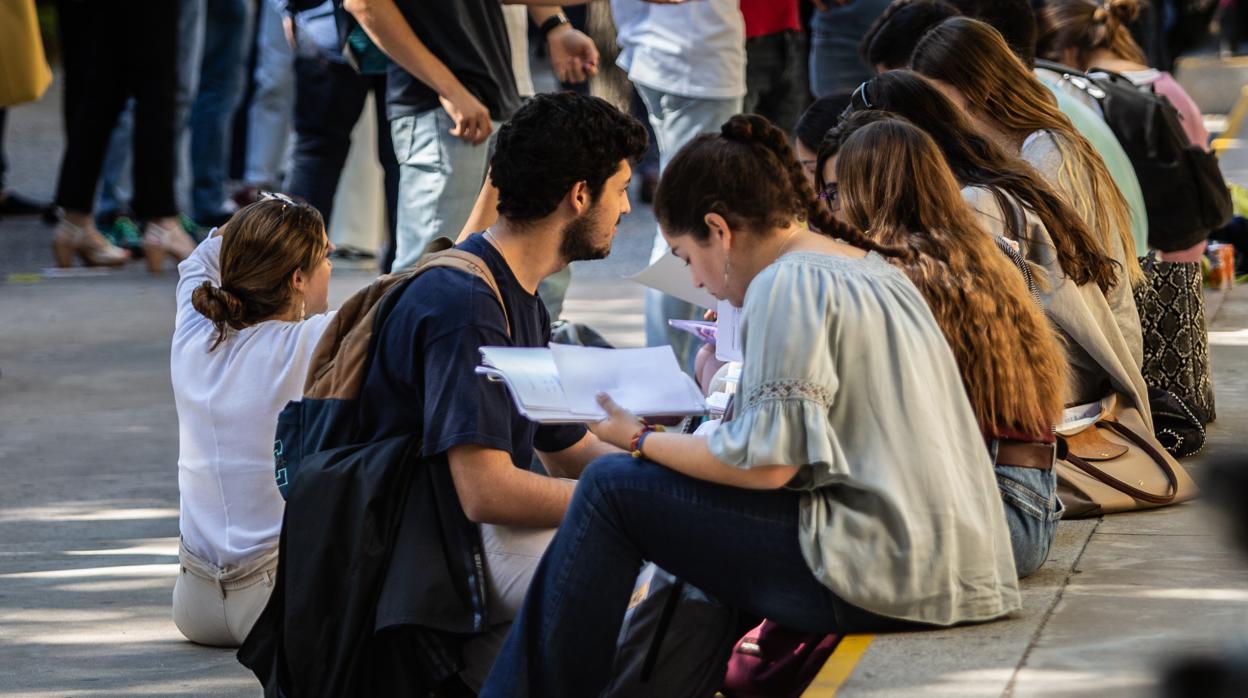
714, 300, 744, 362
629, 252, 718, 309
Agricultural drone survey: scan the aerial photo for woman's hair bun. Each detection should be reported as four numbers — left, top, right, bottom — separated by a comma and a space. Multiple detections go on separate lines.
1103, 0, 1140, 24
191, 280, 246, 326
721, 114, 767, 143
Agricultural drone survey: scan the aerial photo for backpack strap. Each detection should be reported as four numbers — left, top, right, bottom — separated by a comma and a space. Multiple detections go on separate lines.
410, 249, 512, 338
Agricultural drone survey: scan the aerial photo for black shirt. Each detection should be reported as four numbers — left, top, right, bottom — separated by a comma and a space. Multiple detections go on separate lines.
385, 0, 521, 122
359, 233, 586, 466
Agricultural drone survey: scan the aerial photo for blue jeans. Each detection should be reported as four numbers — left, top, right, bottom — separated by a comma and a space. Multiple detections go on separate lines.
243, 0, 295, 185
990, 438, 1063, 579
479, 455, 918, 697
190, 0, 254, 220
390, 109, 494, 271
634, 84, 741, 372
809, 0, 891, 98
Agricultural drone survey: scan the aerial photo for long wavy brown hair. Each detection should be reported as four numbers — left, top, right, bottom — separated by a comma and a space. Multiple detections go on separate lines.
828, 70, 1119, 294
911, 17, 1143, 286
837, 117, 1067, 438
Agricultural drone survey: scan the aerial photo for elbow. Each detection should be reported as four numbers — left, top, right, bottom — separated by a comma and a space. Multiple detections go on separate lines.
457, 489, 494, 524
342, 0, 367, 19
756, 465, 799, 490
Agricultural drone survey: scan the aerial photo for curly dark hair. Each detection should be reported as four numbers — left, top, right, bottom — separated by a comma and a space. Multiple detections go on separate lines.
490, 92, 648, 223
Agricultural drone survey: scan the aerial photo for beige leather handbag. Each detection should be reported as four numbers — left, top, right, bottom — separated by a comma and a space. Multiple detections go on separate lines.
1056, 393, 1199, 518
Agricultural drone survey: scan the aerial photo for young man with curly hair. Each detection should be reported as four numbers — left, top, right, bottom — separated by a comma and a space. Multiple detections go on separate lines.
353, 91, 648, 690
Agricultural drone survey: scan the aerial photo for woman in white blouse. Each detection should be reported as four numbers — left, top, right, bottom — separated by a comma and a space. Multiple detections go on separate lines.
479, 116, 1020, 696
171, 196, 335, 646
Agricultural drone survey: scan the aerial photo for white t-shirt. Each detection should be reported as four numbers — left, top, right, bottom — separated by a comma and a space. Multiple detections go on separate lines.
611, 0, 746, 100
171, 237, 336, 568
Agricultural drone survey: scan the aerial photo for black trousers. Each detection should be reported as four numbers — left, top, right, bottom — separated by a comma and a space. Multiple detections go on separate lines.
287, 57, 399, 272
55, 0, 179, 218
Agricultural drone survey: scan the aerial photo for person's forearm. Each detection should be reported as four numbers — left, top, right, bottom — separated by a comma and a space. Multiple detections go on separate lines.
343, 0, 468, 100
458, 178, 500, 243
539, 434, 623, 479
640, 431, 798, 490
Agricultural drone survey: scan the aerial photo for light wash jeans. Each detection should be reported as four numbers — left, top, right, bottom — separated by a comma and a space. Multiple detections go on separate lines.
97, 0, 204, 216
990, 446, 1064, 578
243, 0, 295, 186
809, 0, 891, 98
390, 109, 495, 271
190, 0, 255, 220
634, 84, 741, 372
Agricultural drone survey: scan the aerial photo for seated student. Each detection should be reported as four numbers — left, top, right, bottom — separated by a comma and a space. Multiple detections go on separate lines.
171, 197, 336, 647
833, 72, 1148, 415
1036, 0, 1213, 263
479, 115, 1021, 697
861, 0, 1151, 256
793, 94, 853, 186
352, 91, 647, 689
944, 0, 1152, 258
818, 112, 1069, 577
910, 18, 1145, 371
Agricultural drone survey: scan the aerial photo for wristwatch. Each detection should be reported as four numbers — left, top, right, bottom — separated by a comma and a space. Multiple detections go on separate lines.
539, 12, 570, 39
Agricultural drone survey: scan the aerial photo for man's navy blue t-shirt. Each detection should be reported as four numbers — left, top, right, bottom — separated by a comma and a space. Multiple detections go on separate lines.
358, 233, 586, 466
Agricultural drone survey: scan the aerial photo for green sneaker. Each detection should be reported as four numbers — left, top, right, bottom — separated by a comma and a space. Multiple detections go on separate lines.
102, 216, 143, 254
180, 214, 205, 243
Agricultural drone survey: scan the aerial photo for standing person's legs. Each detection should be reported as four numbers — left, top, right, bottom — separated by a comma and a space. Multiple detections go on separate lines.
174, 0, 206, 215
129, 0, 180, 222
190, 0, 255, 222
370, 74, 401, 274
96, 103, 134, 218
285, 57, 371, 228
479, 456, 915, 697
243, 0, 295, 189
390, 109, 494, 271
635, 84, 740, 372
808, 0, 890, 98
54, 4, 133, 217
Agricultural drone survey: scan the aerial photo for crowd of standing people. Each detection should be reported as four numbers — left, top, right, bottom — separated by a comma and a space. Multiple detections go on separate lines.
2, 0, 1239, 695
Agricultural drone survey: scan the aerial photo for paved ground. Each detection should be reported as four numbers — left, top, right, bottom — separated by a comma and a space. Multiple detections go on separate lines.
3, 69, 1248, 697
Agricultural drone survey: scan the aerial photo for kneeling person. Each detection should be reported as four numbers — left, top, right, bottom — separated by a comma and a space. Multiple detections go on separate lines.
355, 91, 648, 688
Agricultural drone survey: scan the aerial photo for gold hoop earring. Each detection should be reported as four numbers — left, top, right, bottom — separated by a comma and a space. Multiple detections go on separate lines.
299, 298, 306, 321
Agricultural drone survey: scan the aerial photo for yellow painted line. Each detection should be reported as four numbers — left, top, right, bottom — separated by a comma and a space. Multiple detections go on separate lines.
801, 634, 874, 697
5, 273, 42, 284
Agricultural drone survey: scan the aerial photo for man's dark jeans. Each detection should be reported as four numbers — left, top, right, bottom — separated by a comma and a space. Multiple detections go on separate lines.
479, 455, 918, 697
744, 30, 808, 133
286, 57, 399, 272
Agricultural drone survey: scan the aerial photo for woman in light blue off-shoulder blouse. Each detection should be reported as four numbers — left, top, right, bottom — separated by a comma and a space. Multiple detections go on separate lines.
480, 116, 1020, 698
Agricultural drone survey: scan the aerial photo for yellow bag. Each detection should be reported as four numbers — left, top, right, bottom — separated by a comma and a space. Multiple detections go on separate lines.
0, 0, 53, 108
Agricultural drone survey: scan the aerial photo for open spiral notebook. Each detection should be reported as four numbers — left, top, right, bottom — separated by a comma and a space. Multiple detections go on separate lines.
476, 344, 708, 423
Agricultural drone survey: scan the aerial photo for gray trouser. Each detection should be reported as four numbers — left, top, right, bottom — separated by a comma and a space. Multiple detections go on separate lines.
171, 541, 277, 647
460, 523, 558, 691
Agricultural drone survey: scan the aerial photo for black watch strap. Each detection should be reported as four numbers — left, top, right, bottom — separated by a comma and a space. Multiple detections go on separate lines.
539, 12, 570, 39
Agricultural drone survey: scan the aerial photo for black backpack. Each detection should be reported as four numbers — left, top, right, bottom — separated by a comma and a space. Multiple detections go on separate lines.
1037, 60, 1232, 252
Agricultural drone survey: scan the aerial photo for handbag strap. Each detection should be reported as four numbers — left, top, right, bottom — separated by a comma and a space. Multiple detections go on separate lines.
1062, 420, 1179, 504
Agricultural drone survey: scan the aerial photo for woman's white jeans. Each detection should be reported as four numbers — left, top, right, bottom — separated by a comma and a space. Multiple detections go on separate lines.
171, 541, 278, 647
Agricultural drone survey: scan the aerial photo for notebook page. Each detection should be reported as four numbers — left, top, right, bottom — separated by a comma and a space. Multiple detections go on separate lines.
478, 347, 569, 411
550, 344, 707, 417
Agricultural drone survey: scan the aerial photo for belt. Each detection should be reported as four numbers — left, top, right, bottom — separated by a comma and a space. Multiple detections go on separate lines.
995, 439, 1056, 470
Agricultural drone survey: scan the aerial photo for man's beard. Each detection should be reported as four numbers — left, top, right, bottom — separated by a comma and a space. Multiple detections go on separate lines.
559, 210, 611, 263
